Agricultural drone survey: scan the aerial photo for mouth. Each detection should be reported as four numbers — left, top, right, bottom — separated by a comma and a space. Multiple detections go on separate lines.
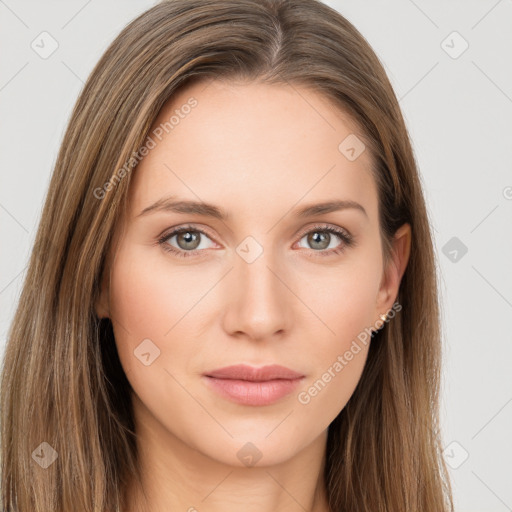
202, 364, 305, 406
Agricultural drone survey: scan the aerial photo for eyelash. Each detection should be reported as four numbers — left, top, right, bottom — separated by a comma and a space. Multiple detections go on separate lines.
157, 223, 354, 259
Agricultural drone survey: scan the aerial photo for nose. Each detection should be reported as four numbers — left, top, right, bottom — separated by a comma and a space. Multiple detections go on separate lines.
221, 249, 293, 342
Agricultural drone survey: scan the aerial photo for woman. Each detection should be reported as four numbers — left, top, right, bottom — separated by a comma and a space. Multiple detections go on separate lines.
0, 0, 454, 510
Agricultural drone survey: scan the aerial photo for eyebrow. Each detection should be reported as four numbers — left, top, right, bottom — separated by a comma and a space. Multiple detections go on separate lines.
137, 196, 368, 220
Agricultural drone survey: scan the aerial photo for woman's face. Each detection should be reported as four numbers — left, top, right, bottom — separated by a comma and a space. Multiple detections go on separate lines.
97, 79, 409, 467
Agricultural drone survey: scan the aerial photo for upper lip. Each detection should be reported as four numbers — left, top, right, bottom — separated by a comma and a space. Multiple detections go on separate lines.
204, 364, 304, 381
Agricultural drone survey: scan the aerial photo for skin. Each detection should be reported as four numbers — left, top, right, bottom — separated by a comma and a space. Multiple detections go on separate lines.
96, 79, 411, 512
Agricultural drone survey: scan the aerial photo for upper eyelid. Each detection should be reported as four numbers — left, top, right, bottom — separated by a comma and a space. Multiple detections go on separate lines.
297, 223, 350, 237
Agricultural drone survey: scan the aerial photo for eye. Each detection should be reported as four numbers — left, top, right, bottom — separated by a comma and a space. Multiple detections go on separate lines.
157, 223, 355, 259
158, 225, 217, 258
295, 224, 354, 257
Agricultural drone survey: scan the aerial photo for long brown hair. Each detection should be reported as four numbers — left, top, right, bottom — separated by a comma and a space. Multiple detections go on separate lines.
0, 0, 454, 510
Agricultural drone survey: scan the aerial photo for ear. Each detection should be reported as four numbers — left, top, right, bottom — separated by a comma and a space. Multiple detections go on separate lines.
374, 222, 411, 321
94, 262, 110, 319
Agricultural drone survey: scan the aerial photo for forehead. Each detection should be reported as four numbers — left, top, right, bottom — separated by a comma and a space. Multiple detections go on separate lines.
127, 79, 378, 225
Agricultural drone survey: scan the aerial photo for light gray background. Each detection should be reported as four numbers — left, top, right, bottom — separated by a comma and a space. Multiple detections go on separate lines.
1, 1, 511, 510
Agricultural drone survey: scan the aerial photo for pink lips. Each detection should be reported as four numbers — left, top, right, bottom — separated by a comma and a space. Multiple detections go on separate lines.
203, 364, 305, 406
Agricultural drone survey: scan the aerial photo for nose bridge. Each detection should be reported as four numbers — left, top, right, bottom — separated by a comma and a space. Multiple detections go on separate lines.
223, 237, 291, 339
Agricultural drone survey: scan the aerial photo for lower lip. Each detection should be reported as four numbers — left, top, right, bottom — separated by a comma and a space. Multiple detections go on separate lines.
202, 376, 303, 406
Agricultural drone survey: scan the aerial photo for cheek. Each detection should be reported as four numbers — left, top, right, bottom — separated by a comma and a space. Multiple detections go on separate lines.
107, 246, 212, 447
298, 252, 381, 346
109, 250, 169, 340
108, 245, 218, 380
295, 286, 373, 423
293, 254, 380, 413
108, 246, 190, 378
110, 244, 223, 334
